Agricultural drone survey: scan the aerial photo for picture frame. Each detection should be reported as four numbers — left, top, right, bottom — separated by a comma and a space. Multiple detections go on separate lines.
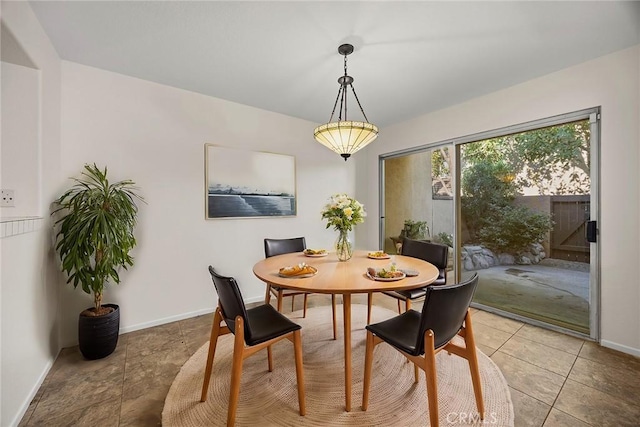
205, 144, 297, 219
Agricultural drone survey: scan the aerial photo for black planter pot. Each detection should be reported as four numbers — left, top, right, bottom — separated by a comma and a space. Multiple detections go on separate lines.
78, 303, 120, 360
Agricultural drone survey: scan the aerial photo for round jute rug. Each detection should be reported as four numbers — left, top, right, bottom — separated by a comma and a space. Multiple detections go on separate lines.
163, 304, 513, 426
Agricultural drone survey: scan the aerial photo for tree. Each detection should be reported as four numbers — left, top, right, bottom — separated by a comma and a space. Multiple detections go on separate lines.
462, 120, 590, 195
431, 147, 453, 197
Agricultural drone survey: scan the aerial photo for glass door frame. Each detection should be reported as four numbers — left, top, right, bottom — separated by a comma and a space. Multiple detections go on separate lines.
378, 107, 600, 341
378, 141, 458, 274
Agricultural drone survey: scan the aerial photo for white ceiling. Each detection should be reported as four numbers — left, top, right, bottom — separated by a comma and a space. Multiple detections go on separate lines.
28, 1, 640, 127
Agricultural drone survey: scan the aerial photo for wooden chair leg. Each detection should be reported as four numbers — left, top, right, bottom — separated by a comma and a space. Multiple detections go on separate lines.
367, 292, 373, 324
277, 290, 284, 312
303, 294, 308, 318
200, 308, 223, 402
397, 299, 402, 314
331, 294, 337, 340
228, 317, 246, 427
405, 299, 412, 312
414, 362, 419, 383
291, 294, 296, 312
463, 311, 485, 418
292, 330, 306, 416
424, 330, 439, 427
362, 330, 375, 411
267, 345, 273, 372
264, 284, 272, 305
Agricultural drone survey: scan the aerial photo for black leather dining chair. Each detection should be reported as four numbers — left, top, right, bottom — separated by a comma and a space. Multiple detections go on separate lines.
367, 237, 449, 323
201, 266, 306, 426
264, 237, 338, 340
362, 273, 484, 427
264, 237, 309, 315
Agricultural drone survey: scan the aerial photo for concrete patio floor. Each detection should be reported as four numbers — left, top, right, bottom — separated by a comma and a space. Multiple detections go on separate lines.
470, 259, 590, 334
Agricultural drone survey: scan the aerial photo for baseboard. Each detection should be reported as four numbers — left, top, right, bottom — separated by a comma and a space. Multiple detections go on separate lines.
600, 339, 640, 357
117, 296, 264, 335
9, 358, 55, 427
244, 295, 264, 304
119, 307, 215, 334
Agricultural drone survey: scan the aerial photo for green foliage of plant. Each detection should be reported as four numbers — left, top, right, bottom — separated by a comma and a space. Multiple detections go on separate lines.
513, 122, 590, 194
462, 120, 590, 195
431, 148, 450, 178
436, 232, 453, 247
478, 205, 553, 253
461, 160, 518, 242
52, 164, 144, 312
461, 159, 553, 253
431, 147, 453, 197
400, 220, 429, 240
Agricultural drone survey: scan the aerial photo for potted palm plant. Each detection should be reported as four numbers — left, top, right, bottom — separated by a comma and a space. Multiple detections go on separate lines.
52, 164, 144, 359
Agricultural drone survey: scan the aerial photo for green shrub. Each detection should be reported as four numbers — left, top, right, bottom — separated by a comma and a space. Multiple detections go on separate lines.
461, 160, 517, 242
461, 158, 553, 253
478, 205, 553, 254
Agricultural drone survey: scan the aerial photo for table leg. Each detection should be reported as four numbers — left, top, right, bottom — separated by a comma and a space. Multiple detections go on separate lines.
332, 294, 337, 340
342, 293, 352, 412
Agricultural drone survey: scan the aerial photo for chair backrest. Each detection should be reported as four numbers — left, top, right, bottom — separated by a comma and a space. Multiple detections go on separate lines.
208, 266, 253, 341
416, 273, 479, 350
402, 237, 449, 283
264, 237, 306, 258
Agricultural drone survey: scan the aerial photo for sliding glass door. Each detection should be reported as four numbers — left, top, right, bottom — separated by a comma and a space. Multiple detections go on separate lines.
379, 108, 600, 339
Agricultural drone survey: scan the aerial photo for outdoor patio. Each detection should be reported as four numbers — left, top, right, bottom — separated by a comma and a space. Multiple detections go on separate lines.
471, 259, 590, 334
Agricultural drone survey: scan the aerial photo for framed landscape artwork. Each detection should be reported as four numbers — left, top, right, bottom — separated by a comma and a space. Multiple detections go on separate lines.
205, 144, 297, 219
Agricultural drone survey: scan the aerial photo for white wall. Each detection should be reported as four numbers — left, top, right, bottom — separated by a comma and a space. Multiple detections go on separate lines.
58, 61, 356, 346
359, 45, 640, 355
1, 61, 40, 217
0, 2, 62, 426
1, 227, 56, 424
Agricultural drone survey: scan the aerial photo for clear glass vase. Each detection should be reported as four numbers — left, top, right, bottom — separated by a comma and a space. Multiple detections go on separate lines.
335, 229, 353, 261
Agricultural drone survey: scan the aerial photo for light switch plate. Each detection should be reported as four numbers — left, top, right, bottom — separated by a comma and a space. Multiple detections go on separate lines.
1, 189, 15, 207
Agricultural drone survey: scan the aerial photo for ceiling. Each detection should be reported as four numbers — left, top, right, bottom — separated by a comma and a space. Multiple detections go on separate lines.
28, 1, 640, 128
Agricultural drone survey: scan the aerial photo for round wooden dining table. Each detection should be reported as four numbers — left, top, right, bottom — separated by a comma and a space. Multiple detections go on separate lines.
253, 249, 439, 412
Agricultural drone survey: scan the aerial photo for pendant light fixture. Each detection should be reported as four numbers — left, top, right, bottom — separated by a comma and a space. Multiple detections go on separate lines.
313, 44, 379, 161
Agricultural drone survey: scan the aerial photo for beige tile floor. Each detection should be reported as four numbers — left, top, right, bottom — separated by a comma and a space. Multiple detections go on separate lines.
18, 293, 640, 426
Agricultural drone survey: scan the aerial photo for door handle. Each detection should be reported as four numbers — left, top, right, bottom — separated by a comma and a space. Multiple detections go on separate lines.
586, 221, 597, 243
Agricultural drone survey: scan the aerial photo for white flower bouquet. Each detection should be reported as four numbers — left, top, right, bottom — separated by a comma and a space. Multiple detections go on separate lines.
321, 193, 367, 232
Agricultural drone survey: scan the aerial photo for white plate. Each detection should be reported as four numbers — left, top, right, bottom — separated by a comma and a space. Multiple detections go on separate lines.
304, 252, 328, 258
367, 253, 390, 260
279, 272, 317, 278
366, 271, 406, 282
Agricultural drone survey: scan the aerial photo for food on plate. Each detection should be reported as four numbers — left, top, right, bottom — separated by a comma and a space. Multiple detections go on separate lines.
368, 251, 389, 258
367, 266, 404, 279
376, 268, 404, 279
304, 249, 327, 255
279, 263, 317, 277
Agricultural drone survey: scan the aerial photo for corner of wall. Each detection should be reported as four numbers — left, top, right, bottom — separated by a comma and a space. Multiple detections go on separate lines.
1, 1, 63, 426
